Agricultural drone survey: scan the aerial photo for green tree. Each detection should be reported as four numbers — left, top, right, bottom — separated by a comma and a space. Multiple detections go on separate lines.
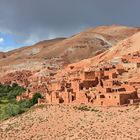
5, 104, 22, 117
31, 92, 43, 105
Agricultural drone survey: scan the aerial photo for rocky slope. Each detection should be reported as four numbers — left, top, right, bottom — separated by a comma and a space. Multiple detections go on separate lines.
0, 38, 66, 67
33, 25, 140, 63
0, 104, 140, 140
65, 30, 140, 71
0, 52, 6, 59
0, 25, 139, 67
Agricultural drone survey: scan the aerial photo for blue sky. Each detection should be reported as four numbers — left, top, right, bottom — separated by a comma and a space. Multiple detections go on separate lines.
0, 33, 26, 52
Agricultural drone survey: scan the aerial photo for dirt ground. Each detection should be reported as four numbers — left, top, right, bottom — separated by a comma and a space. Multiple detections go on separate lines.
0, 104, 140, 140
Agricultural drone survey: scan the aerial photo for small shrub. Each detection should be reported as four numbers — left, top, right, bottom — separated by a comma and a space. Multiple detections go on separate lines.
91, 108, 99, 112
30, 92, 43, 106
75, 105, 91, 111
74, 104, 99, 112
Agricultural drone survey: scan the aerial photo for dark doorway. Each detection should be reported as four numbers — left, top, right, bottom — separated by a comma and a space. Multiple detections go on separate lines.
101, 101, 103, 105
59, 98, 64, 103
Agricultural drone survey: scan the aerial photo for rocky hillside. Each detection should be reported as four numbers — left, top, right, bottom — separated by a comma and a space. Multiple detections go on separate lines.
64, 30, 140, 71
0, 52, 6, 59
0, 104, 140, 140
99, 31, 140, 61
0, 25, 139, 67
34, 25, 140, 63
0, 38, 66, 66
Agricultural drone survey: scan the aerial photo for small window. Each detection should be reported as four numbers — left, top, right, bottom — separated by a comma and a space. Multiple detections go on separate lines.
101, 101, 103, 105
72, 93, 76, 101
72, 95, 75, 101
59, 98, 64, 103
100, 95, 105, 98
56, 92, 59, 98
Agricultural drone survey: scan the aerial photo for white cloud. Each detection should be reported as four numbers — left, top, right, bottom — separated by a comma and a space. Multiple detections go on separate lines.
0, 37, 4, 43
23, 34, 40, 45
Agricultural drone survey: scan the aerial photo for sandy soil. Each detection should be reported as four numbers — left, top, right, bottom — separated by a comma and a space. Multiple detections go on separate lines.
0, 104, 140, 140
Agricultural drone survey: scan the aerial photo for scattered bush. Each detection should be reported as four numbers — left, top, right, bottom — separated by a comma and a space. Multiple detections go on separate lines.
74, 104, 99, 112
74, 104, 91, 111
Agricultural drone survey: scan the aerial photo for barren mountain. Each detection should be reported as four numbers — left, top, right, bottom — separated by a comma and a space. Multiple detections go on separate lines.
0, 25, 139, 68
99, 31, 140, 61
34, 25, 140, 63
0, 38, 66, 66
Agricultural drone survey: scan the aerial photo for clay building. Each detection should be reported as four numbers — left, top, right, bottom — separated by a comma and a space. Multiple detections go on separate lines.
49, 61, 140, 106
93, 83, 137, 106
14, 59, 140, 107
122, 52, 140, 70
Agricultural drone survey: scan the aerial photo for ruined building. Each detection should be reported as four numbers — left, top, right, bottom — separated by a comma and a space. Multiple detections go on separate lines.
38, 59, 140, 106
15, 51, 140, 106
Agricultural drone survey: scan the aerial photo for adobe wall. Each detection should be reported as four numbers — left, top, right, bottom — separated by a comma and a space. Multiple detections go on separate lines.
82, 80, 98, 89
119, 93, 137, 105
84, 71, 95, 80
76, 91, 88, 104
93, 94, 120, 106
46, 90, 88, 104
